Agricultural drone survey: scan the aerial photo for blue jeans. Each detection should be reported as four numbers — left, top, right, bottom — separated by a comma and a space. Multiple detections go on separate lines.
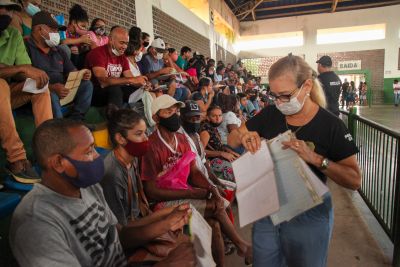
51, 80, 93, 120
173, 86, 189, 101
395, 93, 400, 105
253, 194, 333, 267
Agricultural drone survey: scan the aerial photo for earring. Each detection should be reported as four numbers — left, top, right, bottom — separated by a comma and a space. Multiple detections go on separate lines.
306, 92, 311, 96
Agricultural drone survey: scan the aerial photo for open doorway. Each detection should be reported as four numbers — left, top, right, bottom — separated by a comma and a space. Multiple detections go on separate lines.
337, 72, 370, 108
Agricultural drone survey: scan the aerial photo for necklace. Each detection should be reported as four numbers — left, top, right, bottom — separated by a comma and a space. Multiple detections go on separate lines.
285, 120, 304, 136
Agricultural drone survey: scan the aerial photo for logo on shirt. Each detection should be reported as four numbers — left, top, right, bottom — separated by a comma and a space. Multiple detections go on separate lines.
107, 64, 123, 77
344, 133, 353, 141
330, 81, 341, 86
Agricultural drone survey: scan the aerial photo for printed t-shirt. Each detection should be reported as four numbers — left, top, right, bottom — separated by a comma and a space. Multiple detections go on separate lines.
85, 45, 129, 88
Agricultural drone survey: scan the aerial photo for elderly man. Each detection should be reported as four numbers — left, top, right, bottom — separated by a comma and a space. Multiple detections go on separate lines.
26, 11, 93, 120
0, 1, 52, 181
85, 26, 146, 108
10, 118, 195, 267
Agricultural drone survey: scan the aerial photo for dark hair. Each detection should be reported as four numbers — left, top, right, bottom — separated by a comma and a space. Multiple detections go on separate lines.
198, 77, 211, 89
168, 48, 176, 54
89, 18, 106, 31
141, 32, 150, 40
69, 4, 89, 23
180, 46, 191, 55
106, 105, 144, 148
237, 93, 247, 100
32, 119, 86, 169
110, 25, 120, 32
216, 65, 225, 74
220, 94, 238, 113
394, 80, 399, 84
207, 105, 222, 116
129, 26, 142, 43
125, 40, 141, 56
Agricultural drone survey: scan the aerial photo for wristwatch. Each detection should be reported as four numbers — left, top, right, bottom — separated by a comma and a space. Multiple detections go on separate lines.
320, 158, 329, 170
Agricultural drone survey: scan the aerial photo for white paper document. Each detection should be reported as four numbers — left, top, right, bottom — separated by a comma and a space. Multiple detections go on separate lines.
189, 207, 216, 267
22, 78, 48, 94
60, 70, 86, 106
232, 140, 280, 227
268, 131, 324, 225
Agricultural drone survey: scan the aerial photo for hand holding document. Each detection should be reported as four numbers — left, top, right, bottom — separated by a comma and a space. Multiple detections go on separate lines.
60, 70, 87, 106
232, 130, 329, 227
232, 140, 280, 227
22, 78, 48, 94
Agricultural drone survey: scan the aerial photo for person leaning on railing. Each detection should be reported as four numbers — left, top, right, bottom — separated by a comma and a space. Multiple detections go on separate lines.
228, 54, 361, 267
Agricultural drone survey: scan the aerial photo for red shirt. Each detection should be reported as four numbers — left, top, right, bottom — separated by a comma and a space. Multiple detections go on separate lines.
141, 130, 192, 182
85, 45, 129, 87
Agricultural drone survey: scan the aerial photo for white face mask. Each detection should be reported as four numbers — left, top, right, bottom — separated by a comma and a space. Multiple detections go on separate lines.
275, 85, 307, 115
43, 32, 60, 47
112, 46, 121, 56
135, 51, 143, 62
156, 52, 163, 60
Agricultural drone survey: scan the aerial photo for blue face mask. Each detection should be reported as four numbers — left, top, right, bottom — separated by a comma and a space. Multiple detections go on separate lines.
25, 3, 41, 17
61, 155, 105, 188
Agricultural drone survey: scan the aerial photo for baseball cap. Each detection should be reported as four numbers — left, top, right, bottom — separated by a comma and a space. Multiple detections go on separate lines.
181, 100, 202, 117
151, 37, 166, 51
32, 11, 67, 31
151, 95, 185, 115
316, 55, 332, 67
0, 0, 21, 11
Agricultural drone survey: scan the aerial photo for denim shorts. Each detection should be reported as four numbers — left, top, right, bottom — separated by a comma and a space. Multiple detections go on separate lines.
252, 194, 333, 267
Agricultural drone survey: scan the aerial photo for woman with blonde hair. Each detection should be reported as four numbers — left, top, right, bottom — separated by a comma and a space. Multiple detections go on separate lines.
228, 54, 361, 267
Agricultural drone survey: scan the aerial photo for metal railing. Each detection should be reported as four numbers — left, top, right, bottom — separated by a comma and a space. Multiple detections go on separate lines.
340, 109, 400, 266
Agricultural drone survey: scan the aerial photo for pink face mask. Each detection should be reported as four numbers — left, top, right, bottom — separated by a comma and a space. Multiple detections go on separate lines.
171, 54, 178, 62
75, 25, 88, 36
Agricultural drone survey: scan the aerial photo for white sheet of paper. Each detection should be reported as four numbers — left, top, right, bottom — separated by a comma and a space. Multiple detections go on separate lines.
22, 78, 48, 94
268, 131, 322, 225
190, 207, 216, 267
60, 70, 86, 106
232, 140, 280, 227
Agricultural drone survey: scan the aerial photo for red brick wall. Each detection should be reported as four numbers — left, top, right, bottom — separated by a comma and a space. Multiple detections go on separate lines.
317, 49, 385, 104
152, 6, 210, 57
216, 44, 237, 65
20, 0, 136, 31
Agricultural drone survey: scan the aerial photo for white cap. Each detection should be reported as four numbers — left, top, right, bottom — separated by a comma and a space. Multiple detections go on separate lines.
151, 95, 185, 115
151, 37, 166, 50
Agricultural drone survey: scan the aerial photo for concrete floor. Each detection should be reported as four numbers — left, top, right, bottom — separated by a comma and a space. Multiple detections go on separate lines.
225, 181, 391, 267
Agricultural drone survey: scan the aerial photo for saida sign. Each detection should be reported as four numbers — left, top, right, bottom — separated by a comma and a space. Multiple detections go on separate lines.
337, 60, 361, 71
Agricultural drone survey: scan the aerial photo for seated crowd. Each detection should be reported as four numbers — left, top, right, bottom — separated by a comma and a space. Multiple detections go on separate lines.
0, 1, 268, 266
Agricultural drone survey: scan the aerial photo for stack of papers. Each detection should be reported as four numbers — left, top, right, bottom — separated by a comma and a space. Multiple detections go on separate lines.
232, 131, 329, 227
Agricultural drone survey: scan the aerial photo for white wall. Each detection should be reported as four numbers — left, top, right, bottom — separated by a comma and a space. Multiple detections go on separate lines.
134, 0, 237, 58
239, 5, 400, 78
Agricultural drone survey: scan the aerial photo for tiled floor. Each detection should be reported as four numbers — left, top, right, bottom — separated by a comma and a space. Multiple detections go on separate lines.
349, 105, 400, 132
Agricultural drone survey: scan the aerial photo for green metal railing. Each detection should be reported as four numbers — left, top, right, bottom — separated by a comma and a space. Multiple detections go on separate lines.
340, 109, 400, 266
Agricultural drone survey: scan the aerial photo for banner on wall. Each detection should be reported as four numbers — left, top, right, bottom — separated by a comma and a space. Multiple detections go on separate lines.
338, 60, 362, 71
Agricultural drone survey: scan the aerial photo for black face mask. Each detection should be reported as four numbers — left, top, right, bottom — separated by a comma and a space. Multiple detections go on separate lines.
183, 121, 201, 134
210, 121, 222, 128
159, 113, 181, 132
0, 15, 12, 36
143, 41, 150, 47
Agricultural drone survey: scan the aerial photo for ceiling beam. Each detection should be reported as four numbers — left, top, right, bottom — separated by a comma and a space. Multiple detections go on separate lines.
239, 0, 268, 20
256, 0, 353, 12
331, 0, 339, 12
244, 0, 400, 21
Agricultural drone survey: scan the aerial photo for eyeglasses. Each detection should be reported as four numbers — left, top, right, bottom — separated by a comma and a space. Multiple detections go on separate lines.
268, 81, 305, 102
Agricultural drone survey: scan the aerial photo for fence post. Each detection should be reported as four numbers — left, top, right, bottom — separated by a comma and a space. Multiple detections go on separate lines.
393, 139, 400, 266
348, 109, 355, 138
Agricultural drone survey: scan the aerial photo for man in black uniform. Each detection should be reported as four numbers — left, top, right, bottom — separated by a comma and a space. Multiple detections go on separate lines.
316, 56, 342, 116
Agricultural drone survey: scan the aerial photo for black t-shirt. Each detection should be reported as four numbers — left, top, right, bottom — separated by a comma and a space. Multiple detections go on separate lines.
318, 71, 342, 116
246, 105, 359, 183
